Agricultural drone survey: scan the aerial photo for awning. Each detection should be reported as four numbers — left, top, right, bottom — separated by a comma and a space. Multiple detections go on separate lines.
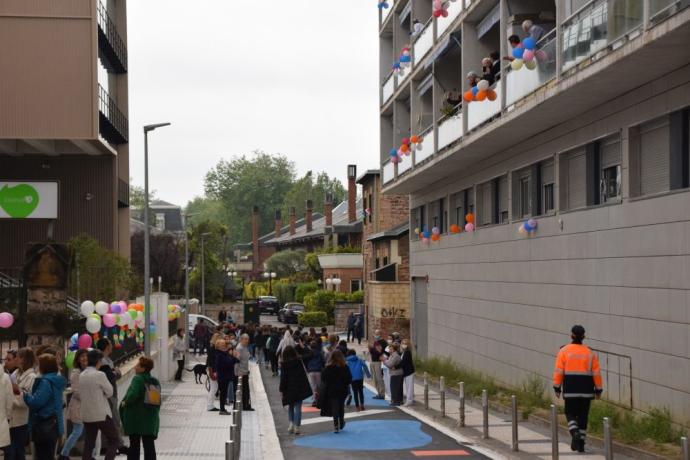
418, 73, 434, 96
367, 222, 409, 242
477, 2, 500, 39
370, 263, 397, 282
424, 31, 461, 69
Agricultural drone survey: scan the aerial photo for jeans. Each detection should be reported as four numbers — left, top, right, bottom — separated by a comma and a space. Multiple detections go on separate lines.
128, 434, 156, 460
351, 379, 365, 407
175, 356, 185, 380
194, 337, 206, 355
83, 416, 119, 460
308, 371, 321, 396
7, 424, 28, 460
288, 401, 303, 426
219, 379, 235, 412
248, 344, 255, 359
61, 422, 84, 456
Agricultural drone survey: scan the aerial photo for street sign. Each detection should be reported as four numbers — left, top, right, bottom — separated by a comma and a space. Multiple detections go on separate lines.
0, 181, 58, 219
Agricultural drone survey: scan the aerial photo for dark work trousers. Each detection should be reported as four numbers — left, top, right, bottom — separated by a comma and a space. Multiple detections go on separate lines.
241, 374, 251, 409
269, 352, 279, 374
175, 356, 185, 381
329, 397, 345, 428
346, 327, 355, 342
83, 416, 119, 460
32, 430, 58, 460
351, 379, 365, 407
389, 374, 404, 405
564, 397, 592, 439
128, 434, 156, 460
7, 424, 29, 460
218, 379, 230, 412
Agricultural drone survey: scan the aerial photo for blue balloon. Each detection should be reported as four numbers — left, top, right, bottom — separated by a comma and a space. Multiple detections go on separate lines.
522, 37, 536, 50
389, 148, 398, 157
400, 55, 411, 63
523, 221, 532, 231
471, 86, 479, 96
393, 62, 401, 69
512, 47, 524, 59
422, 231, 431, 239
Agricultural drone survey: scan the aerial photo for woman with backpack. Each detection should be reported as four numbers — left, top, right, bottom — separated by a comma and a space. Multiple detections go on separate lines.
279, 346, 312, 435
319, 350, 352, 433
120, 357, 161, 460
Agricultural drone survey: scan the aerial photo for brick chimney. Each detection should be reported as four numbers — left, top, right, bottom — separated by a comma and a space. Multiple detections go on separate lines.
347, 164, 357, 223
305, 200, 313, 233
324, 192, 333, 227
289, 207, 296, 235
274, 209, 282, 238
252, 206, 259, 268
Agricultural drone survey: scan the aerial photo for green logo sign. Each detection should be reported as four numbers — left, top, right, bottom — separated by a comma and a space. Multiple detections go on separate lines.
0, 184, 40, 218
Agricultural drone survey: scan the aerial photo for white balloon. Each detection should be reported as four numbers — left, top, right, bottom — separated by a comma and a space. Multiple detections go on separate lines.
477, 79, 489, 91
80, 300, 95, 317
116, 314, 127, 327
95, 301, 109, 316
86, 317, 101, 334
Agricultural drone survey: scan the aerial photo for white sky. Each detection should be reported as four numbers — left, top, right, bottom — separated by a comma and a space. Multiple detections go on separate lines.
127, 1, 380, 207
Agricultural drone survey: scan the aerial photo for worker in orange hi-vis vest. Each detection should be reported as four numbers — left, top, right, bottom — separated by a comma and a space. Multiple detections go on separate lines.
553, 325, 603, 453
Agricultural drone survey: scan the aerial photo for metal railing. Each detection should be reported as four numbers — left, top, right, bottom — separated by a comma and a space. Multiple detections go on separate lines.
226, 379, 244, 459
97, 1, 128, 72
98, 84, 129, 144
118, 178, 130, 208
505, 28, 558, 106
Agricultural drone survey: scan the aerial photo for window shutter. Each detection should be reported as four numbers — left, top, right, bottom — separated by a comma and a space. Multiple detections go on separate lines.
640, 116, 670, 195
499, 175, 509, 215
567, 150, 587, 209
481, 182, 492, 225
601, 135, 621, 169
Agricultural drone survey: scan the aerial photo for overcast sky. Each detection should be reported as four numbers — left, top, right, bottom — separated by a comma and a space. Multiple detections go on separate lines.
127, 1, 380, 207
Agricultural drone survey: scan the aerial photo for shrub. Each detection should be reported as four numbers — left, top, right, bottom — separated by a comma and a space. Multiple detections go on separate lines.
304, 289, 336, 322
298, 311, 328, 327
273, 282, 296, 306
348, 290, 364, 303
295, 281, 318, 302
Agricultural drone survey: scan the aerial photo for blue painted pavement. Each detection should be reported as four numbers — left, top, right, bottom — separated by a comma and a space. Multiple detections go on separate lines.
293, 420, 433, 451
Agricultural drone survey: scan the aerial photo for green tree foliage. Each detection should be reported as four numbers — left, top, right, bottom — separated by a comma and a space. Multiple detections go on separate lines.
187, 220, 229, 304
294, 281, 318, 302
130, 232, 183, 295
128, 181, 157, 210
265, 249, 307, 278
281, 171, 345, 218
204, 151, 295, 245
299, 311, 328, 327
69, 235, 133, 301
185, 196, 228, 227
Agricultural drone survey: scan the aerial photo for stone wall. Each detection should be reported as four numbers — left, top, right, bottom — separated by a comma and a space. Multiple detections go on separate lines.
367, 281, 410, 340
334, 302, 363, 332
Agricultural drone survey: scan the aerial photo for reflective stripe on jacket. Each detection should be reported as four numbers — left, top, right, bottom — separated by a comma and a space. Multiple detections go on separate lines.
553, 343, 603, 398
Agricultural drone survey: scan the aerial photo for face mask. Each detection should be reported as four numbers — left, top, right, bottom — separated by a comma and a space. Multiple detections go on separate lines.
401, 345, 408, 350
374, 336, 380, 340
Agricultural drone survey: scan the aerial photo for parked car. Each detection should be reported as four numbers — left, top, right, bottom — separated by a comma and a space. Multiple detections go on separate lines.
277, 303, 305, 324
187, 314, 219, 346
258, 296, 279, 315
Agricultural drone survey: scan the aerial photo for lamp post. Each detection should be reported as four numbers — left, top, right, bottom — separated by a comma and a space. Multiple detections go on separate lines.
263, 271, 277, 295
326, 276, 342, 292
143, 122, 171, 356
228, 270, 245, 301
181, 213, 197, 314
200, 232, 211, 316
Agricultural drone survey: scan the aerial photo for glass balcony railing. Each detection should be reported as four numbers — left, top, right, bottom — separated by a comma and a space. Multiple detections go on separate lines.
436, 0, 463, 38
414, 126, 435, 164
650, 0, 682, 22
380, 0, 395, 26
413, 20, 434, 66
505, 30, 558, 106
382, 160, 394, 184
398, 152, 413, 175
397, 63, 412, 85
98, 84, 128, 145
382, 71, 395, 105
467, 84, 501, 131
438, 108, 463, 151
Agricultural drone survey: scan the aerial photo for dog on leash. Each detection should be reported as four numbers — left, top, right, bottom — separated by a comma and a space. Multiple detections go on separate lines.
187, 363, 208, 384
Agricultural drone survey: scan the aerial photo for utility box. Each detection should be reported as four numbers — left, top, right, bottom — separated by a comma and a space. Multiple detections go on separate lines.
244, 299, 260, 324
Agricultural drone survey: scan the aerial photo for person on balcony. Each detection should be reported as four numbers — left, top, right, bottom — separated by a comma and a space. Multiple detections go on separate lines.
482, 58, 496, 86
522, 19, 545, 43
503, 35, 522, 61
410, 19, 424, 37
466, 71, 480, 88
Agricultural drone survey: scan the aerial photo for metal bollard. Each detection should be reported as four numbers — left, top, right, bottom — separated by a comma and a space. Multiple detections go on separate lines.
458, 382, 465, 427
681, 436, 689, 460
604, 417, 613, 460
225, 440, 235, 460
231, 423, 241, 459
511, 395, 519, 451
423, 372, 429, 409
482, 389, 489, 439
550, 404, 559, 460
440, 376, 446, 417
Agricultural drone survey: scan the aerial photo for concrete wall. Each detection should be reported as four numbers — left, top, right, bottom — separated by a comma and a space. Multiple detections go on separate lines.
408, 64, 690, 424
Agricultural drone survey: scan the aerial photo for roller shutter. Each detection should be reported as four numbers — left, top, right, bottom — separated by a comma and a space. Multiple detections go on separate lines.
567, 149, 587, 210
640, 116, 670, 195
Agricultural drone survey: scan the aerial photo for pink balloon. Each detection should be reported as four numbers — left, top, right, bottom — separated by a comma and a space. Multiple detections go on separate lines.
422, 237, 430, 244
441, 9, 449, 16
464, 223, 475, 232
78, 334, 93, 349
535, 50, 548, 62
0, 312, 13, 328
103, 313, 117, 328
523, 50, 535, 62
433, 0, 442, 8
433, 9, 442, 17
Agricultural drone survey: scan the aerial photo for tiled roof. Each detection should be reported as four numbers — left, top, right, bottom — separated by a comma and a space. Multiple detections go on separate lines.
234, 213, 323, 250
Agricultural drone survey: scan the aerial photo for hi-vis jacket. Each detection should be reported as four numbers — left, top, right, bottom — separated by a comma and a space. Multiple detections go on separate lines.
553, 343, 603, 399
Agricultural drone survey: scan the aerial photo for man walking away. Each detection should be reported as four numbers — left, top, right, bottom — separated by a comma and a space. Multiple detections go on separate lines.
236, 334, 254, 411
368, 330, 387, 399
80, 350, 120, 460
553, 325, 603, 453
96, 338, 128, 455
346, 313, 356, 343
193, 319, 208, 355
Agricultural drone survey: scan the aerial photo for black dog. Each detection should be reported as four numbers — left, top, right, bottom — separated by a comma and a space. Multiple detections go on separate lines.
187, 364, 208, 384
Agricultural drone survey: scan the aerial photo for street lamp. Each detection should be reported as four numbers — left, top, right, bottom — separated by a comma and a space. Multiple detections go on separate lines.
325, 276, 342, 292
143, 122, 171, 356
200, 232, 211, 316
181, 212, 198, 314
227, 269, 245, 301
263, 271, 277, 295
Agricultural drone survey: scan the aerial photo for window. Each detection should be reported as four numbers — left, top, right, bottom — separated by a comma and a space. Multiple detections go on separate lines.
431, 198, 445, 233
543, 184, 555, 212
363, 196, 368, 226
477, 175, 508, 226
350, 279, 362, 292
450, 188, 474, 226
560, 147, 587, 210
512, 167, 532, 219
411, 205, 427, 238
368, 192, 373, 223
519, 178, 530, 217
599, 134, 621, 203
640, 115, 670, 195
542, 159, 555, 213
155, 213, 165, 230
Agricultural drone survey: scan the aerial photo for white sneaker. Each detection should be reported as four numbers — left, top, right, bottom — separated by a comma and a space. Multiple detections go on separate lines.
288, 423, 294, 434
294, 426, 300, 435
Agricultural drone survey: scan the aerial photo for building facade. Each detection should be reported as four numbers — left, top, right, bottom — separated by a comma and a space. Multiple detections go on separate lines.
0, 0, 130, 267
378, 0, 690, 422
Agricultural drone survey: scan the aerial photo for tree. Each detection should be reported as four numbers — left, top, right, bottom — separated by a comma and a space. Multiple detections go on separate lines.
185, 196, 228, 227
281, 171, 345, 218
265, 249, 307, 278
69, 234, 133, 301
130, 232, 183, 295
204, 151, 295, 246
129, 180, 157, 210
187, 220, 229, 304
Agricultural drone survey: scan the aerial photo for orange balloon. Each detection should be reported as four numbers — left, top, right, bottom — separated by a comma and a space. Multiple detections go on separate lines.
417, 136, 424, 144
431, 234, 440, 241
400, 144, 409, 152
465, 213, 475, 224
475, 90, 487, 101
410, 135, 419, 144
487, 89, 497, 101
463, 91, 474, 102
450, 224, 461, 234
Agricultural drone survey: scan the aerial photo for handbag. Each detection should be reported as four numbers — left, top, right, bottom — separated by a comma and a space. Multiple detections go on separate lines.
144, 380, 162, 406
31, 380, 58, 444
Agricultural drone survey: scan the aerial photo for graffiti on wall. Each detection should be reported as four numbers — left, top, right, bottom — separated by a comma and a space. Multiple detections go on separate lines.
379, 306, 407, 318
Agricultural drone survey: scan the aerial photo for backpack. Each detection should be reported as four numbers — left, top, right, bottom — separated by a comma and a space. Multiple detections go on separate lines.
143, 379, 162, 406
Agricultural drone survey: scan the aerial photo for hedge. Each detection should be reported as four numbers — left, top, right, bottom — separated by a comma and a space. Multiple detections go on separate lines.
298, 311, 328, 327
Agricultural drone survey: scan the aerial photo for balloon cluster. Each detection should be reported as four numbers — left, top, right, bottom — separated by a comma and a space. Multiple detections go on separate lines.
167, 304, 182, 322
389, 135, 424, 164
414, 225, 442, 243
433, 0, 454, 17
510, 38, 548, 71
393, 46, 412, 78
79, 300, 149, 350
377, 1, 390, 9
518, 218, 538, 235
464, 213, 475, 232
0, 312, 14, 329
464, 79, 498, 103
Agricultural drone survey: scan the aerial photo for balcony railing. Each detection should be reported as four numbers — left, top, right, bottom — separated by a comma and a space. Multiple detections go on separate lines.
97, 1, 127, 73
505, 29, 558, 106
98, 84, 128, 145
382, 71, 395, 105
436, 0, 463, 38
650, 0, 683, 22
382, 159, 394, 184
413, 19, 434, 66
438, 107, 463, 151
414, 126, 435, 164
380, 0, 395, 26
467, 84, 501, 131
118, 178, 129, 208
398, 151, 412, 175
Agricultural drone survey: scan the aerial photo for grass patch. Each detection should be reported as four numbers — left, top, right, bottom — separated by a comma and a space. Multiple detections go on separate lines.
413, 355, 498, 398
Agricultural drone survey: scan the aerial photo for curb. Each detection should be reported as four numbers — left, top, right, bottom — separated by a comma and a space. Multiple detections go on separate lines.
250, 361, 284, 460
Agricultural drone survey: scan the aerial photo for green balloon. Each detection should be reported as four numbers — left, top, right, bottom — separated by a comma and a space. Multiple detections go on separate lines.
65, 351, 76, 370
128, 310, 137, 320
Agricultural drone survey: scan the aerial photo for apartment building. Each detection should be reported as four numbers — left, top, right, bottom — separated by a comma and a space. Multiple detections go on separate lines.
378, 0, 690, 422
0, 0, 130, 267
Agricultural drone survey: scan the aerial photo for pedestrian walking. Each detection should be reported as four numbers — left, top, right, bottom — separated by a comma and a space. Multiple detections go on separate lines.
276, 330, 295, 365
553, 325, 603, 453
8, 347, 36, 460
255, 326, 267, 365
305, 339, 324, 406
267, 328, 280, 376
346, 312, 356, 342
354, 314, 364, 345
319, 350, 352, 433
0, 360, 14, 456
346, 349, 371, 411
236, 334, 254, 411
279, 345, 312, 435
120, 356, 161, 460
368, 331, 387, 400
400, 339, 416, 406
80, 350, 120, 460
193, 318, 208, 355
22, 354, 66, 460
173, 328, 187, 381
97, 338, 129, 454
218, 307, 227, 323
382, 342, 403, 406
59, 349, 90, 460
215, 339, 239, 415
206, 334, 220, 412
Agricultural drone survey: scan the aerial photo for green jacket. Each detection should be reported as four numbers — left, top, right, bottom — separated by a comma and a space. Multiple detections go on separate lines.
119, 373, 160, 437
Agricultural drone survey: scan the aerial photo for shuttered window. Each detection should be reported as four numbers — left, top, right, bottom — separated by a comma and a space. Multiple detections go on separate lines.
499, 175, 509, 222
565, 149, 587, 210
640, 116, 670, 196
512, 168, 531, 218
541, 159, 555, 213
600, 134, 622, 202
478, 182, 493, 225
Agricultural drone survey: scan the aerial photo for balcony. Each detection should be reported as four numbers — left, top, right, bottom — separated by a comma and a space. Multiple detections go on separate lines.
438, 109, 463, 151
414, 126, 435, 164
398, 151, 412, 175
383, 160, 395, 184
98, 84, 128, 145
413, 20, 434, 66
117, 178, 129, 208
382, 71, 396, 105
436, 0, 463, 38
380, 0, 395, 27
505, 30, 558, 107
467, 84, 501, 131
97, 1, 127, 73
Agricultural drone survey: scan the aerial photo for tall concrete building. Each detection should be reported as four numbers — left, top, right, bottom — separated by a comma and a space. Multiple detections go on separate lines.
0, 0, 130, 267
378, 0, 690, 422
